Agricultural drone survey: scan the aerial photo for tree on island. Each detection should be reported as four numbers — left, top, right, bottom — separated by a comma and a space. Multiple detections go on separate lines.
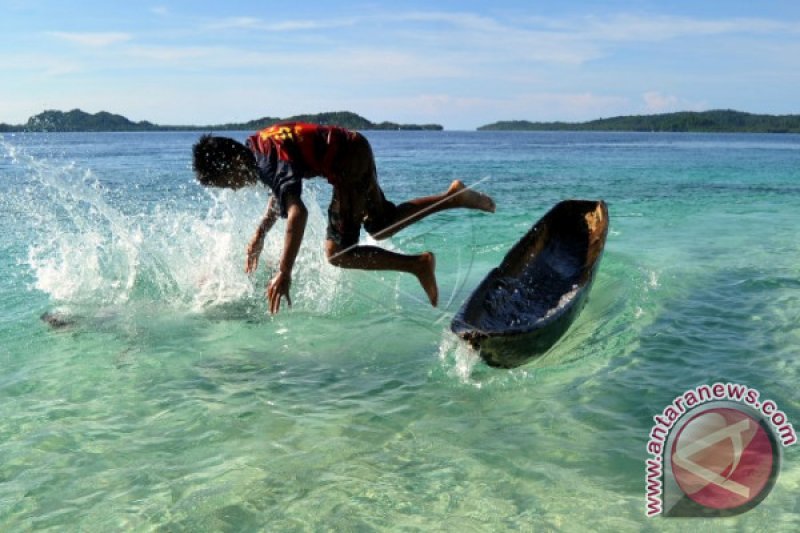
478, 110, 800, 133
0, 109, 444, 133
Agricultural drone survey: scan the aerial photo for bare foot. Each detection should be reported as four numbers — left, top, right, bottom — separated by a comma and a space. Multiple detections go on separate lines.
415, 252, 439, 307
446, 180, 496, 212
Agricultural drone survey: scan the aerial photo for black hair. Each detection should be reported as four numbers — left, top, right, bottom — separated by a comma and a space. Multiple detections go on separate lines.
192, 134, 256, 187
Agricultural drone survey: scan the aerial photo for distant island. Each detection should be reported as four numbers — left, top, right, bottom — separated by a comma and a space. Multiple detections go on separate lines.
479, 110, 800, 133
0, 109, 443, 133
5, 108, 800, 134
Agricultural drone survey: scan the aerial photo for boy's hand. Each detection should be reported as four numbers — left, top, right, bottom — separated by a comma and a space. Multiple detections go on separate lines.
245, 238, 264, 274
267, 271, 291, 314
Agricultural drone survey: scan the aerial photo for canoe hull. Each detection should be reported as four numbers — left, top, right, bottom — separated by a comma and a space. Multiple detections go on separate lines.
451, 200, 608, 368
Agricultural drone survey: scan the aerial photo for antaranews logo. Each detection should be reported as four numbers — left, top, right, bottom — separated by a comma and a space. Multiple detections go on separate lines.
645, 383, 796, 518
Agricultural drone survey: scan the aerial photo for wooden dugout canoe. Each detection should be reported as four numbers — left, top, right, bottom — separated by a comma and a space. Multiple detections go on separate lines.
450, 200, 609, 368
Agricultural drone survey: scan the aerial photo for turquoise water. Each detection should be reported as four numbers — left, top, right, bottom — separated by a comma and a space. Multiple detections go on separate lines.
1, 131, 798, 530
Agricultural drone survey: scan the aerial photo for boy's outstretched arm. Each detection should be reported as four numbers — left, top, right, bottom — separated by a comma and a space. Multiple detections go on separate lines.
267, 193, 308, 314
245, 195, 280, 274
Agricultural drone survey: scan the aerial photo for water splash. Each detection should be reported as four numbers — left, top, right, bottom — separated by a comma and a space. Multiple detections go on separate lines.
3, 139, 340, 315
437, 331, 483, 385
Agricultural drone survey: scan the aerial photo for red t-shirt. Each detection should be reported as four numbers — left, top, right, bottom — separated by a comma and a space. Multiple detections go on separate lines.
247, 122, 354, 216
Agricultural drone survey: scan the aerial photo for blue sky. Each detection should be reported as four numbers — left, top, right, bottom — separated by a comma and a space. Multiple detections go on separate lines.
2, 0, 799, 129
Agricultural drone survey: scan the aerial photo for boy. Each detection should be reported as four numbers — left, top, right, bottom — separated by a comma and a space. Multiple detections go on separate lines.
192, 122, 494, 314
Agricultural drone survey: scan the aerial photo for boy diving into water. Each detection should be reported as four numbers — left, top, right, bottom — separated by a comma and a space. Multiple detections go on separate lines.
192, 122, 495, 314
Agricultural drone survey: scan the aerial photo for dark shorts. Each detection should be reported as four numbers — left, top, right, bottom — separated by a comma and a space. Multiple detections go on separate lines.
325, 134, 397, 248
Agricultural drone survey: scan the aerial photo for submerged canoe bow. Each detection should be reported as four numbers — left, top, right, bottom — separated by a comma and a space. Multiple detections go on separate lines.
451, 200, 609, 368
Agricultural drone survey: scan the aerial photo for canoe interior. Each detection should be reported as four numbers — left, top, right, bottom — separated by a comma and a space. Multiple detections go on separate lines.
451, 200, 608, 367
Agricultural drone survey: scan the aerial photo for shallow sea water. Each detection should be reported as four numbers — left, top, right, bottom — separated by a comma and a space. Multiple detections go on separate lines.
0, 131, 798, 531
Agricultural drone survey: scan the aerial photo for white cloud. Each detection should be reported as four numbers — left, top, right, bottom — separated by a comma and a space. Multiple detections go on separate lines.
207, 16, 262, 30
120, 43, 465, 82
0, 53, 82, 77
206, 16, 356, 32
12, 8, 797, 128
380, 11, 602, 66
126, 45, 217, 63
48, 32, 132, 47
192, 10, 800, 77
642, 91, 678, 113
527, 13, 800, 43
642, 91, 706, 114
